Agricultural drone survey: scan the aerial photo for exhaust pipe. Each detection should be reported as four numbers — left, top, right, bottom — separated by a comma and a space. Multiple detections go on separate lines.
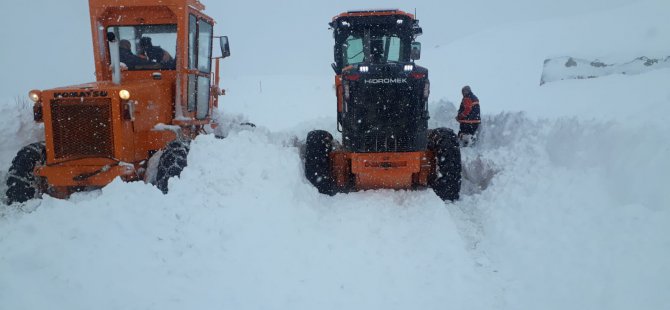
107, 32, 121, 85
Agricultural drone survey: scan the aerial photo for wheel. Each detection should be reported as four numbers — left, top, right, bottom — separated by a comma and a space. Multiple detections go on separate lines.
304, 130, 336, 196
155, 140, 190, 194
5, 142, 47, 204
428, 128, 462, 201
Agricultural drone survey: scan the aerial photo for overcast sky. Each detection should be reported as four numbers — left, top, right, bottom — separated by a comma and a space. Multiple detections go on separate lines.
0, 0, 640, 99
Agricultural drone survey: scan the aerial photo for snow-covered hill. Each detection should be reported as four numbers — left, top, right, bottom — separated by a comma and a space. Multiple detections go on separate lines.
1, 0, 669, 309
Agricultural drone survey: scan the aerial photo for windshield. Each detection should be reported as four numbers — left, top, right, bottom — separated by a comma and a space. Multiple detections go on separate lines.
342, 30, 405, 66
107, 24, 177, 70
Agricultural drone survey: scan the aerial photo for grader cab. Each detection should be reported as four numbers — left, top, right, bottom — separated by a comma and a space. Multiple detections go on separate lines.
6, 0, 230, 203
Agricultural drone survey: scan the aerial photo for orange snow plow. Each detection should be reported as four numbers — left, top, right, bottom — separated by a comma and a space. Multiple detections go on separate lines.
5, 0, 231, 203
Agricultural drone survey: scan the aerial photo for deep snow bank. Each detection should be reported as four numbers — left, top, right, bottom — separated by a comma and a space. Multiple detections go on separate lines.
0, 99, 44, 205
0, 129, 500, 310
451, 106, 670, 310
540, 55, 670, 85
0, 99, 43, 171
1, 103, 668, 309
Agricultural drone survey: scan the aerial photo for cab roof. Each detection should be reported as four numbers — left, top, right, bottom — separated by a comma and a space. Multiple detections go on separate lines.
89, 0, 205, 10
332, 9, 415, 22
330, 9, 420, 35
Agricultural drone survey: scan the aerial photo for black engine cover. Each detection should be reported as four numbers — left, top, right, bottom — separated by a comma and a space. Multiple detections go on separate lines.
341, 64, 429, 153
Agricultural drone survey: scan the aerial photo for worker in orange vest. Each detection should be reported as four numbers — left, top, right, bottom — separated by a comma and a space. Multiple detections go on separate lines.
456, 85, 480, 146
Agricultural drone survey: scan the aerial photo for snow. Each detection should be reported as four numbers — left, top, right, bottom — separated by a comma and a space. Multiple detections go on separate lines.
1, 0, 670, 309
152, 123, 181, 132
540, 55, 670, 85
0, 101, 43, 172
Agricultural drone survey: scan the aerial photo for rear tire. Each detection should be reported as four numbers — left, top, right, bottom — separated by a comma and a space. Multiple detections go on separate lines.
304, 130, 336, 196
156, 140, 190, 194
5, 142, 47, 204
428, 128, 462, 201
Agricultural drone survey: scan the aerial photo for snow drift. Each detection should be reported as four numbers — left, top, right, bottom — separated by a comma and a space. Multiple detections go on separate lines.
1, 100, 668, 309
540, 55, 670, 85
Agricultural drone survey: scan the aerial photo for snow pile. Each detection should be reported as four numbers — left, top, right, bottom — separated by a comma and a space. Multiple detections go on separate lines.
0, 99, 43, 170
2, 106, 667, 309
0, 99, 44, 204
540, 55, 670, 85
457, 109, 670, 309
0, 130, 500, 309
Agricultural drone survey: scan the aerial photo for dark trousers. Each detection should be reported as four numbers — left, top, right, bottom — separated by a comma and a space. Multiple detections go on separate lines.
459, 123, 480, 136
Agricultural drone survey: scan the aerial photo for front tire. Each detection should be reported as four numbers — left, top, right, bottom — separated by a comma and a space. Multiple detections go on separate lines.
304, 130, 336, 196
428, 128, 462, 201
155, 140, 190, 194
5, 142, 47, 204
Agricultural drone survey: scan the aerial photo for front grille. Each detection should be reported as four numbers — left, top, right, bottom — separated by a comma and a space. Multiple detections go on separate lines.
50, 98, 114, 160
363, 129, 411, 152
343, 81, 427, 153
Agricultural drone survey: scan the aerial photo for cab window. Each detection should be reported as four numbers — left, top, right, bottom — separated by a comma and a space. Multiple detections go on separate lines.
186, 15, 214, 119
343, 35, 364, 66
107, 24, 177, 70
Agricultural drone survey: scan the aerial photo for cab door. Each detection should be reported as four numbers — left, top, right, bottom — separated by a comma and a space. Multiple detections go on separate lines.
186, 14, 214, 120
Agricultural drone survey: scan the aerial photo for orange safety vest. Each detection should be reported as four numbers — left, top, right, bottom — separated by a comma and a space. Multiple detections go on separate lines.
457, 95, 481, 124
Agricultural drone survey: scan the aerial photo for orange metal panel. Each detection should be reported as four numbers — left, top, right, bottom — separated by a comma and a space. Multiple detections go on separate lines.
134, 130, 177, 159
349, 152, 423, 190
330, 151, 351, 189
330, 151, 435, 191
415, 151, 435, 187
36, 163, 139, 187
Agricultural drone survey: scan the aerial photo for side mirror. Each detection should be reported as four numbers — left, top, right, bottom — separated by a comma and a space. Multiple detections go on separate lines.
412, 24, 423, 37
410, 42, 421, 61
220, 36, 231, 58
331, 63, 341, 74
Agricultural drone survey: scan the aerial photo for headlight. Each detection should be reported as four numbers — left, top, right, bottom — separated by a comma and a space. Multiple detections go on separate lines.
28, 90, 41, 103
359, 65, 369, 73
404, 64, 414, 72
119, 89, 131, 100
